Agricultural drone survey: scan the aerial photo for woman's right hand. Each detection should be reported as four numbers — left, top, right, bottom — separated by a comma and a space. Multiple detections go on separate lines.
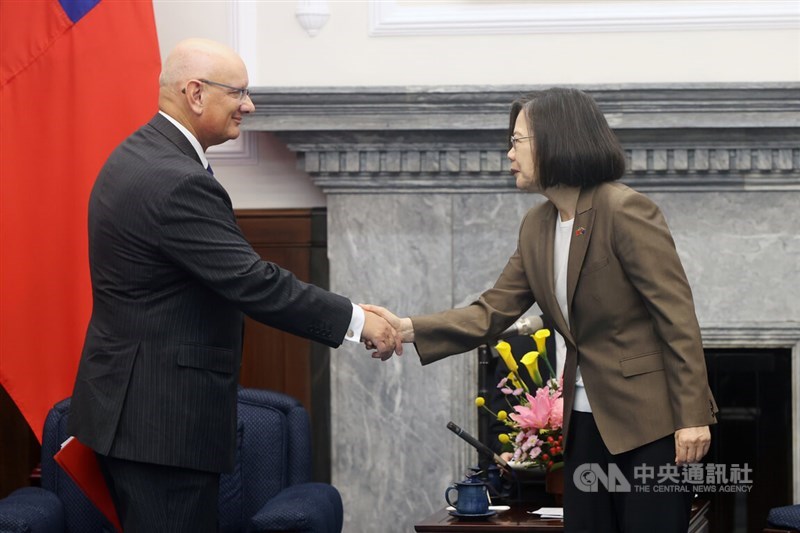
360, 304, 415, 343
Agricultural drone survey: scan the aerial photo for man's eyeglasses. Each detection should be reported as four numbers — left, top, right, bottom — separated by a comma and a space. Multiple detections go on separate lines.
510, 135, 534, 149
198, 78, 251, 101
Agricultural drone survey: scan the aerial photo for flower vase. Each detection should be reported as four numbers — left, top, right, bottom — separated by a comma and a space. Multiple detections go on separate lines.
545, 468, 564, 505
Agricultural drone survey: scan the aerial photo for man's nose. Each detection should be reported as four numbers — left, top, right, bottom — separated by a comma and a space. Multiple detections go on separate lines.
241, 94, 255, 113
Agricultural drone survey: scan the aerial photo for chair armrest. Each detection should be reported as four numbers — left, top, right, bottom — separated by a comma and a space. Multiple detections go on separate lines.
0, 487, 65, 533
768, 505, 800, 531
250, 482, 342, 533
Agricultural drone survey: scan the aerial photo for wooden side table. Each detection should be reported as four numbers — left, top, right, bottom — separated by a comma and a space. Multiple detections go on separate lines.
415, 499, 709, 532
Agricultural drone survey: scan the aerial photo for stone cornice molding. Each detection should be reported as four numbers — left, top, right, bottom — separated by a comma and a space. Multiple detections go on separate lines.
700, 323, 800, 348
244, 84, 800, 193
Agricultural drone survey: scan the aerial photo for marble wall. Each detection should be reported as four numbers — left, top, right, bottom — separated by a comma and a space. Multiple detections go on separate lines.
247, 84, 800, 532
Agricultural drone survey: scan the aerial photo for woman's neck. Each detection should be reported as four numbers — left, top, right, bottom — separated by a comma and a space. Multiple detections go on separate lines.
544, 186, 581, 221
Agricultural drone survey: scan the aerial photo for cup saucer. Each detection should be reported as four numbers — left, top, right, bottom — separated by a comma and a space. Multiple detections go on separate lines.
448, 510, 496, 519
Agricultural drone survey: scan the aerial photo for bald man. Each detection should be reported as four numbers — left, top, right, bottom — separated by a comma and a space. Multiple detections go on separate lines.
67, 39, 398, 532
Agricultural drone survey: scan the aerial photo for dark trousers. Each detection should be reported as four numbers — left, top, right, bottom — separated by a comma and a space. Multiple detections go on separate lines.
563, 411, 693, 533
97, 454, 220, 533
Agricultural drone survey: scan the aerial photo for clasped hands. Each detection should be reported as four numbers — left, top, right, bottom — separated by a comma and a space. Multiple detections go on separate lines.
358, 304, 414, 361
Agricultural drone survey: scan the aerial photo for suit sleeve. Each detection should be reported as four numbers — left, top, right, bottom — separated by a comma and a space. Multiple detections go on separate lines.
156, 172, 352, 347
412, 214, 537, 365
612, 190, 717, 428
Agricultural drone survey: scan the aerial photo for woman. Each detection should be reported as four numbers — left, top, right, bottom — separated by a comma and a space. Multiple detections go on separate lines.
364, 88, 717, 532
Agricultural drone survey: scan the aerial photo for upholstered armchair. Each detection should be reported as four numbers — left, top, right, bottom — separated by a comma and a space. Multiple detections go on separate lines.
0, 388, 342, 533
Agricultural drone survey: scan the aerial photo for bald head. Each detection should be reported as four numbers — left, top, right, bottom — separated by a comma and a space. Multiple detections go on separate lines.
159, 38, 245, 90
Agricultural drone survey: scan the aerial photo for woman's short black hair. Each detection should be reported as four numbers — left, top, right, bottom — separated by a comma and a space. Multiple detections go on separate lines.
509, 88, 625, 189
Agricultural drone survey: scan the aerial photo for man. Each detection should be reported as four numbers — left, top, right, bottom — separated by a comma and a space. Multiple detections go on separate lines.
68, 38, 400, 532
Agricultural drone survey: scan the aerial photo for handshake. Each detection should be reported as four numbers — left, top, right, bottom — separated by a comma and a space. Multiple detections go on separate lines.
358, 304, 413, 361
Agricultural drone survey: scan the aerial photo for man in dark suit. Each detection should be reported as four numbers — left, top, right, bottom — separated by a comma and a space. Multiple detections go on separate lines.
68, 38, 400, 532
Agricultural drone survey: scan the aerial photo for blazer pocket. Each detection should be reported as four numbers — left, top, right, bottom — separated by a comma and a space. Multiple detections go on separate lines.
619, 351, 664, 377
177, 344, 237, 374
580, 256, 609, 276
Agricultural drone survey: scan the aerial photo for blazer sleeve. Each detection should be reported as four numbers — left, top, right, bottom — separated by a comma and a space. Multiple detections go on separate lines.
156, 171, 353, 347
611, 190, 717, 428
412, 233, 536, 365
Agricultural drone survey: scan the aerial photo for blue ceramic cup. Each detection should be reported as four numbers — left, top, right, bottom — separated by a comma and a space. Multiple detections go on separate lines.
445, 478, 489, 515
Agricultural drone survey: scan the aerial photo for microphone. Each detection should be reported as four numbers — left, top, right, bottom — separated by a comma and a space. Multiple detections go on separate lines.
447, 421, 509, 468
496, 315, 543, 340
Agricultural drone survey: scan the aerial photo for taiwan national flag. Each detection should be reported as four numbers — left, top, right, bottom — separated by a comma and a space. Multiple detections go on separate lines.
1, 0, 161, 441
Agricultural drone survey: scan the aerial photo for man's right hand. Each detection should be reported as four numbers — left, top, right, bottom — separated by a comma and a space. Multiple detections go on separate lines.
361, 310, 403, 361
360, 304, 415, 343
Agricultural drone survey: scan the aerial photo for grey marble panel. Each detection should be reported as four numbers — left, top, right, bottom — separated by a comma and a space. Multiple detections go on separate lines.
648, 192, 800, 325
327, 194, 480, 533
450, 194, 542, 304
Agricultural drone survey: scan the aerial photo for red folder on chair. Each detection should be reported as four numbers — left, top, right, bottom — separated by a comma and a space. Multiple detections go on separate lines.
54, 437, 123, 532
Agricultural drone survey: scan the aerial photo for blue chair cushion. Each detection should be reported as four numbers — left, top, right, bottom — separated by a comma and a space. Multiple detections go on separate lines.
768, 505, 800, 530
249, 482, 343, 533
0, 487, 64, 533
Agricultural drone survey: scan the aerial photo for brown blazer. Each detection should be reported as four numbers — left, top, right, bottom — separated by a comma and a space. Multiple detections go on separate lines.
413, 182, 717, 455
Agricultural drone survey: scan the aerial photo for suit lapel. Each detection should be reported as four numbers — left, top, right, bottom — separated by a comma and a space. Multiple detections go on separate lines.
566, 186, 597, 320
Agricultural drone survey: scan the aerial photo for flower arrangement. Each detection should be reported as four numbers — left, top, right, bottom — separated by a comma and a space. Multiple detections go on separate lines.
476, 328, 564, 472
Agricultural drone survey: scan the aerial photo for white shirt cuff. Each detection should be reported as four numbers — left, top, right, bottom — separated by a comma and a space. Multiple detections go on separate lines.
345, 303, 365, 343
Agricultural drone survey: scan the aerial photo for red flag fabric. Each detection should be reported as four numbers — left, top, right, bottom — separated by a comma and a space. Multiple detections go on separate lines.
1, 0, 161, 441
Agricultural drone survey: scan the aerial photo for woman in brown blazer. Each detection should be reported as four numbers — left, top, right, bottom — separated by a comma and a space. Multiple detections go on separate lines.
364, 88, 717, 532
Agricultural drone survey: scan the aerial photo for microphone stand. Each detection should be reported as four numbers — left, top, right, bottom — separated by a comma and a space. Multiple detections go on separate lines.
477, 343, 491, 471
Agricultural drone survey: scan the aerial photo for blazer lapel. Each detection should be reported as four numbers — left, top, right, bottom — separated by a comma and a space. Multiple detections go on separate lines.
566, 186, 597, 320
534, 204, 574, 347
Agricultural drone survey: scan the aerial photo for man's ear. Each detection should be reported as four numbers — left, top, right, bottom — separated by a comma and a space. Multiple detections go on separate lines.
182, 80, 204, 114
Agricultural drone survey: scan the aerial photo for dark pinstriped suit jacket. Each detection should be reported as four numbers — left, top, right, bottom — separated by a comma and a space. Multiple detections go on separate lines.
68, 113, 352, 474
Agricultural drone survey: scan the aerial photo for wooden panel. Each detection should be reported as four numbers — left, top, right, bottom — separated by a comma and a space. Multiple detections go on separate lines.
235, 208, 331, 482
236, 210, 315, 411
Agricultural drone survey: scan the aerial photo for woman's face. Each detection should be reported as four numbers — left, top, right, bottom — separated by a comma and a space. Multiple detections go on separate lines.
508, 111, 538, 192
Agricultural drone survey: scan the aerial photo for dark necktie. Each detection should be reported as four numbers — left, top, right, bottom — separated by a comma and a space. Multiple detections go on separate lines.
206, 163, 214, 176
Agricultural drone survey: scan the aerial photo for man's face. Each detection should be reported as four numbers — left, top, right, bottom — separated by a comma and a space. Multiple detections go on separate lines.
196, 63, 254, 150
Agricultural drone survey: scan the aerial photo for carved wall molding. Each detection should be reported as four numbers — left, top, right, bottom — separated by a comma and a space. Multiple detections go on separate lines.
245, 84, 800, 193
368, 0, 800, 37
287, 145, 799, 193
229, 1, 259, 84
207, 132, 259, 166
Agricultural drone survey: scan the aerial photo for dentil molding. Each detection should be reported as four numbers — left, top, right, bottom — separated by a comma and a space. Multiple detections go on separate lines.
244, 83, 800, 193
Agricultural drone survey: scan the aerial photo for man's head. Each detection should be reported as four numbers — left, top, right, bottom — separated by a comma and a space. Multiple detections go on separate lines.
159, 38, 254, 151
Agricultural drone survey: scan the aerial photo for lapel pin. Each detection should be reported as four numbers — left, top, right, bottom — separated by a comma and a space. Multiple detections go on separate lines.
575, 227, 586, 236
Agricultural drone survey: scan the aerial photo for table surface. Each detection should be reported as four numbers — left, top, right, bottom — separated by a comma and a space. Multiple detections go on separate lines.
414, 499, 710, 532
